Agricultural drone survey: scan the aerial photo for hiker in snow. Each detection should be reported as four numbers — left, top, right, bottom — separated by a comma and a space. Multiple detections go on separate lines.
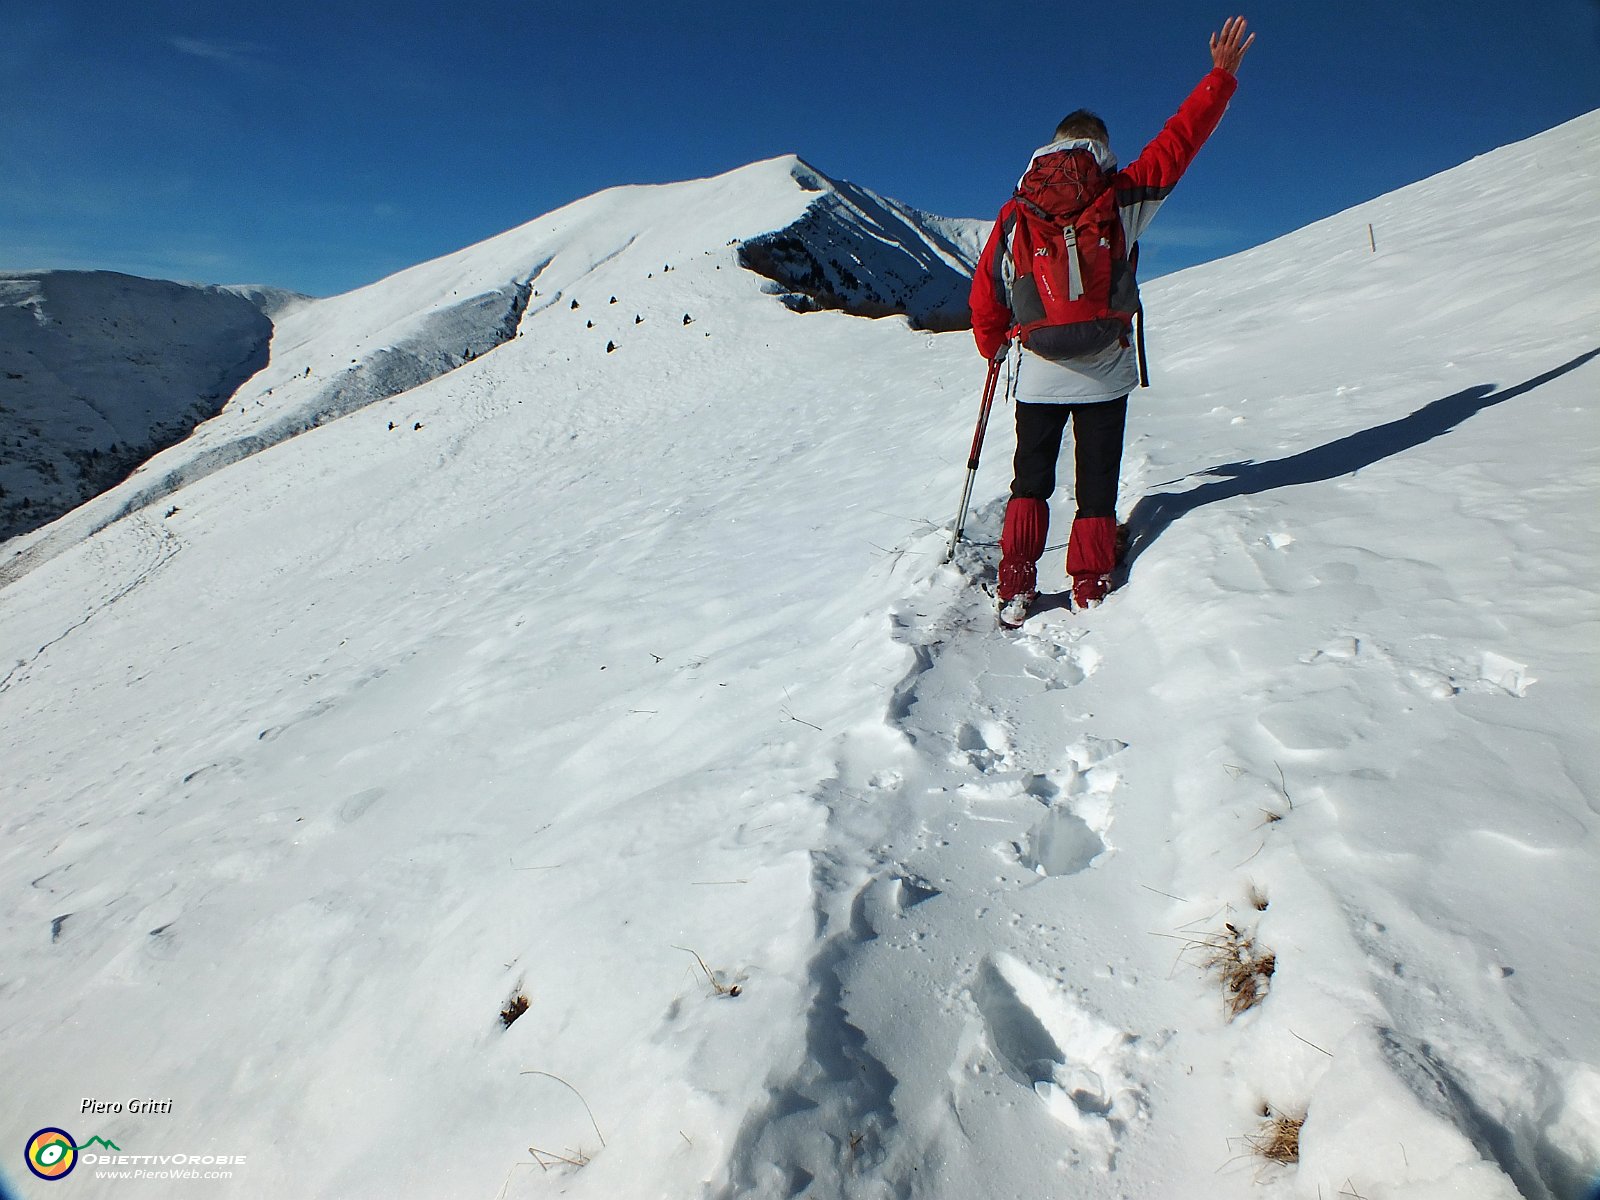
970, 16, 1254, 625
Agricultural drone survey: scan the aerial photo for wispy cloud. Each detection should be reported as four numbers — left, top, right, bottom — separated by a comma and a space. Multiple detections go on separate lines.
0, 240, 238, 283
168, 36, 260, 67
1139, 220, 1243, 251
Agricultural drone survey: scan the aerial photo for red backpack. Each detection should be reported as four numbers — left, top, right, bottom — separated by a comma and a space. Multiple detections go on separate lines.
1004, 146, 1140, 360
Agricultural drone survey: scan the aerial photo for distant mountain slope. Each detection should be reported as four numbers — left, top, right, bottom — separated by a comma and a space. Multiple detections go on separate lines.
0, 271, 293, 542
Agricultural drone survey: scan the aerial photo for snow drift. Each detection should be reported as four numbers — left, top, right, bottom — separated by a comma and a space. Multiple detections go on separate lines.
2, 116, 1598, 1200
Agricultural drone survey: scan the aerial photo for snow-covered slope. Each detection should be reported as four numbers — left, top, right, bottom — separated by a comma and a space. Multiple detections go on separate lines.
2, 116, 1597, 1200
0, 156, 983, 588
0, 272, 295, 543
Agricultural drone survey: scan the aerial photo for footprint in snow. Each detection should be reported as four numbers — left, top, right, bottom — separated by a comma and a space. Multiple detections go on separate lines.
970, 954, 1143, 1164
1018, 632, 1101, 689
1304, 634, 1537, 701
953, 718, 1011, 772
1405, 651, 1535, 700
850, 869, 943, 940
1302, 635, 1362, 664
1006, 739, 1124, 879
337, 787, 386, 825
1065, 736, 1129, 772
1012, 806, 1107, 877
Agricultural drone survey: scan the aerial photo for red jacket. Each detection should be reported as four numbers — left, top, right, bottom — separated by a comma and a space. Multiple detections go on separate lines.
971, 68, 1239, 361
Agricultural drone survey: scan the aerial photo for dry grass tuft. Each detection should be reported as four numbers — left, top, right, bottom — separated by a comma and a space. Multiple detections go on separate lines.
1253, 762, 1295, 827
1247, 882, 1270, 911
1247, 1107, 1302, 1164
1203, 923, 1275, 1018
673, 945, 743, 997
500, 992, 530, 1029
528, 1145, 591, 1171
1219, 1105, 1305, 1182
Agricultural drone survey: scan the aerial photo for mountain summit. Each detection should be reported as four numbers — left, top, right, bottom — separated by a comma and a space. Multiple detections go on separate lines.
736, 156, 982, 330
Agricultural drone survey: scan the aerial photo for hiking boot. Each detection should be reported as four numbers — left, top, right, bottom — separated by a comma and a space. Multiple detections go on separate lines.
1071, 573, 1112, 610
997, 591, 1035, 630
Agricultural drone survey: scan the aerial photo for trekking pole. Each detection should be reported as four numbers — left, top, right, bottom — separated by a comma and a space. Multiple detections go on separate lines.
1129, 244, 1150, 389
1134, 303, 1150, 388
944, 352, 1005, 563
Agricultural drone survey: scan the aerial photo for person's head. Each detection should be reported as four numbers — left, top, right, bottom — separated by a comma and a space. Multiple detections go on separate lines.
1053, 109, 1109, 146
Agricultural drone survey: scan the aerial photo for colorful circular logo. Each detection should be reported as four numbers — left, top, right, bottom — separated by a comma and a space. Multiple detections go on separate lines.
25, 1128, 78, 1181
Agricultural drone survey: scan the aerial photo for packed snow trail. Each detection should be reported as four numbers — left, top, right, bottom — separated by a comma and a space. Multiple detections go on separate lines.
716, 502, 1162, 1197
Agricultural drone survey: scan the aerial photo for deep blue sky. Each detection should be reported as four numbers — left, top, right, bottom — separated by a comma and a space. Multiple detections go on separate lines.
4, 1, 1597, 296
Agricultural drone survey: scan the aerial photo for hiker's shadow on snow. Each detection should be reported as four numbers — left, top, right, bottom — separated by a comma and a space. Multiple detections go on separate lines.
1120, 347, 1600, 575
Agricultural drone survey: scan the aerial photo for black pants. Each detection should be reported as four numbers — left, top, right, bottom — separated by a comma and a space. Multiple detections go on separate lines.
1010, 397, 1127, 519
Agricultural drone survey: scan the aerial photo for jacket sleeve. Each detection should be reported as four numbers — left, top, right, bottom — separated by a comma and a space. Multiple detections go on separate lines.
1115, 68, 1238, 243
969, 212, 1014, 360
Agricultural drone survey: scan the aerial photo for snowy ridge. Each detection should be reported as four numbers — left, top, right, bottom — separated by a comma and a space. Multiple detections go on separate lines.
0, 156, 980, 589
2, 115, 1598, 1200
215, 283, 312, 320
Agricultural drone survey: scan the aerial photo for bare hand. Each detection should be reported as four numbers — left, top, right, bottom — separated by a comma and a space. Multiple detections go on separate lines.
1210, 15, 1254, 74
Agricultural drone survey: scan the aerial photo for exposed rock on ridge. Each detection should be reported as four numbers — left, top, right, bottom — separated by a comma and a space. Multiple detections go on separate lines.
738, 159, 983, 333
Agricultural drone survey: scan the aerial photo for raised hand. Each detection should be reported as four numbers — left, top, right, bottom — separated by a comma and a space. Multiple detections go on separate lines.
1210, 15, 1255, 74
